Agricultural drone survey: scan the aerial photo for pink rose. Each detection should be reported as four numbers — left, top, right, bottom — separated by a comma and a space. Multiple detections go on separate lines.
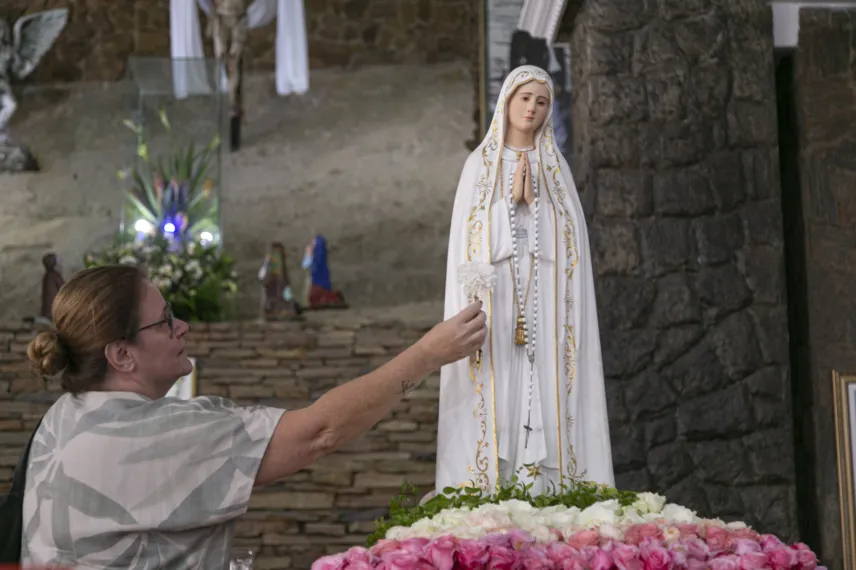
547, 542, 587, 569
732, 539, 762, 556
346, 562, 375, 570
639, 540, 671, 570
566, 529, 600, 549
519, 545, 552, 570
610, 542, 643, 570
425, 535, 457, 570
310, 553, 347, 570
482, 534, 513, 549
372, 540, 404, 558
624, 524, 662, 546
345, 547, 374, 564
587, 548, 615, 570
768, 547, 796, 570
738, 552, 770, 570
456, 540, 490, 569
730, 528, 760, 541
709, 555, 740, 570
676, 524, 701, 539
402, 538, 430, 555
683, 537, 710, 561
794, 546, 818, 570
381, 551, 433, 570
509, 530, 536, 550
705, 526, 732, 552
485, 545, 517, 570
686, 561, 709, 570
760, 535, 786, 553
666, 541, 688, 567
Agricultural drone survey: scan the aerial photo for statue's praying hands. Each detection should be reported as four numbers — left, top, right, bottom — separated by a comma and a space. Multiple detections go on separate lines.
511, 153, 535, 205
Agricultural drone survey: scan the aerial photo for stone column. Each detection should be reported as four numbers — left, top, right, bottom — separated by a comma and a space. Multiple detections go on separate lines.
571, 0, 798, 538
792, 8, 856, 567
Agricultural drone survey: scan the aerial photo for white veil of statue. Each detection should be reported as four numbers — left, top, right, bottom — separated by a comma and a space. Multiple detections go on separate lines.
436, 65, 614, 495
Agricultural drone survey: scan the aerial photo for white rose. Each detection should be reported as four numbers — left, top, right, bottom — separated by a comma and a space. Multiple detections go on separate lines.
726, 521, 748, 530
577, 501, 619, 527
619, 509, 645, 524
543, 508, 579, 528
661, 504, 698, 524
631, 492, 667, 514
529, 525, 554, 543
663, 526, 681, 543
598, 523, 624, 541
385, 526, 410, 540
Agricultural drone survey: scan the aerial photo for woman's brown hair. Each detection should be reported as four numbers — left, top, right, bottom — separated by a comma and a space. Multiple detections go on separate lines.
27, 265, 145, 393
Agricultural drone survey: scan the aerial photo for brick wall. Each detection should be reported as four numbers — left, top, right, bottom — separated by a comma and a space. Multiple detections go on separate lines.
0, 308, 441, 569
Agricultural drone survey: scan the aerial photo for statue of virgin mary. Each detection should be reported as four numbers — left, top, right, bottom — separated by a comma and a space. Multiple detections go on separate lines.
436, 65, 614, 495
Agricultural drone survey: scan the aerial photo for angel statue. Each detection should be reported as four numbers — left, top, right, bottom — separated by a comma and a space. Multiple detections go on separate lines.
0, 8, 69, 173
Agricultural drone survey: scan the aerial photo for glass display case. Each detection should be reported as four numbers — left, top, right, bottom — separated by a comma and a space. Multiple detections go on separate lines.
121, 56, 227, 248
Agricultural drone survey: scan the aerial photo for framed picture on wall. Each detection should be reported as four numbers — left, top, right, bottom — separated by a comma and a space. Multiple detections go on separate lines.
166, 357, 197, 400
832, 370, 856, 569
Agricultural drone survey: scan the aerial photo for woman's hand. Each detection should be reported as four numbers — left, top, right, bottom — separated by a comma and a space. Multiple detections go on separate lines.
418, 301, 487, 368
511, 155, 526, 203
523, 153, 535, 205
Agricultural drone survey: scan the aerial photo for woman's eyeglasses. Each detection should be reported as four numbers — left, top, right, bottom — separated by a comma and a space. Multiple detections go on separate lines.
136, 303, 175, 339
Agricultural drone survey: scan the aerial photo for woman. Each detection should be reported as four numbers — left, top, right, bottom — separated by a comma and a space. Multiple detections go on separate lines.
23, 265, 485, 568
436, 66, 614, 495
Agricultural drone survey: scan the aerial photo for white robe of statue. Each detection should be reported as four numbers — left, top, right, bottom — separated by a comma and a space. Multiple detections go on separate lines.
436, 65, 614, 494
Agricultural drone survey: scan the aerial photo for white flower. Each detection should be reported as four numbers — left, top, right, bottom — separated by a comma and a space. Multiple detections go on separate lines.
598, 523, 624, 541
119, 255, 138, 265
152, 277, 171, 290
663, 526, 681, 543
726, 521, 748, 530
660, 504, 698, 524
631, 492, 667, 515
576, 500, 619, 527
458, 261, 497, 301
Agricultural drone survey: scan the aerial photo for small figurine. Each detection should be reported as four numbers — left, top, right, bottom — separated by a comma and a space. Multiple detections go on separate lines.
40, 252, 64, 321
258, 242, 301, 320
302, 235, 347, 310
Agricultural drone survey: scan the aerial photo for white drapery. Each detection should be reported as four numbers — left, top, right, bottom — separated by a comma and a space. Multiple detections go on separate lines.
169, 0, 309, 99
516, 0, 567, 44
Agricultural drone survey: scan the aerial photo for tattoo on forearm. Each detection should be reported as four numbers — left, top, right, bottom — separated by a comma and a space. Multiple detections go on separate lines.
400, 379, 417, 396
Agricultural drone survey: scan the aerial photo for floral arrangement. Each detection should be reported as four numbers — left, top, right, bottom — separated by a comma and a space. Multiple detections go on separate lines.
313, 526, 822, 569
313, 483, 826, 569
119, 108, 220, 244
84, 235, 237, 322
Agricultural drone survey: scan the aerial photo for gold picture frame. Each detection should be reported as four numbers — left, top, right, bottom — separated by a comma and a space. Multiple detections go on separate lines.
832, 370, 856, 568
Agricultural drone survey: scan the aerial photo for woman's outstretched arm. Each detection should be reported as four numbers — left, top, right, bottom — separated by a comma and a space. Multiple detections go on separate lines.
254, 301, 486, 486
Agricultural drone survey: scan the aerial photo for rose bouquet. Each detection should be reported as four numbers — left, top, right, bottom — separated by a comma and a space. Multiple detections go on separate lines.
313, 482, 826, 569
312, 527, 824, 570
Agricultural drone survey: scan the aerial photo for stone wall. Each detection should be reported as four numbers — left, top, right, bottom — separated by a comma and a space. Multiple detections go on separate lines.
5, 0, 477, 84
570, 0, 798, 539
789, 9, 856, 568
0, 306, 441, 569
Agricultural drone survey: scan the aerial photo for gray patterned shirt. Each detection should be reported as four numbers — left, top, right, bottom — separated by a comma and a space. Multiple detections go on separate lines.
22, 391, 285, 569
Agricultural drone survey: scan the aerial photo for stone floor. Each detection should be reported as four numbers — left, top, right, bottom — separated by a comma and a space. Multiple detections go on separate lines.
0, 61, 472, 320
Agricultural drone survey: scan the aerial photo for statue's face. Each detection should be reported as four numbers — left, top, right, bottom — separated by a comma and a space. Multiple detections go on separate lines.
505, 80, 551, 137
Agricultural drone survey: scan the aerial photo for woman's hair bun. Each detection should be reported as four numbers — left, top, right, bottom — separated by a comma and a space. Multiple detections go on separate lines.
27, 330, 69, 377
